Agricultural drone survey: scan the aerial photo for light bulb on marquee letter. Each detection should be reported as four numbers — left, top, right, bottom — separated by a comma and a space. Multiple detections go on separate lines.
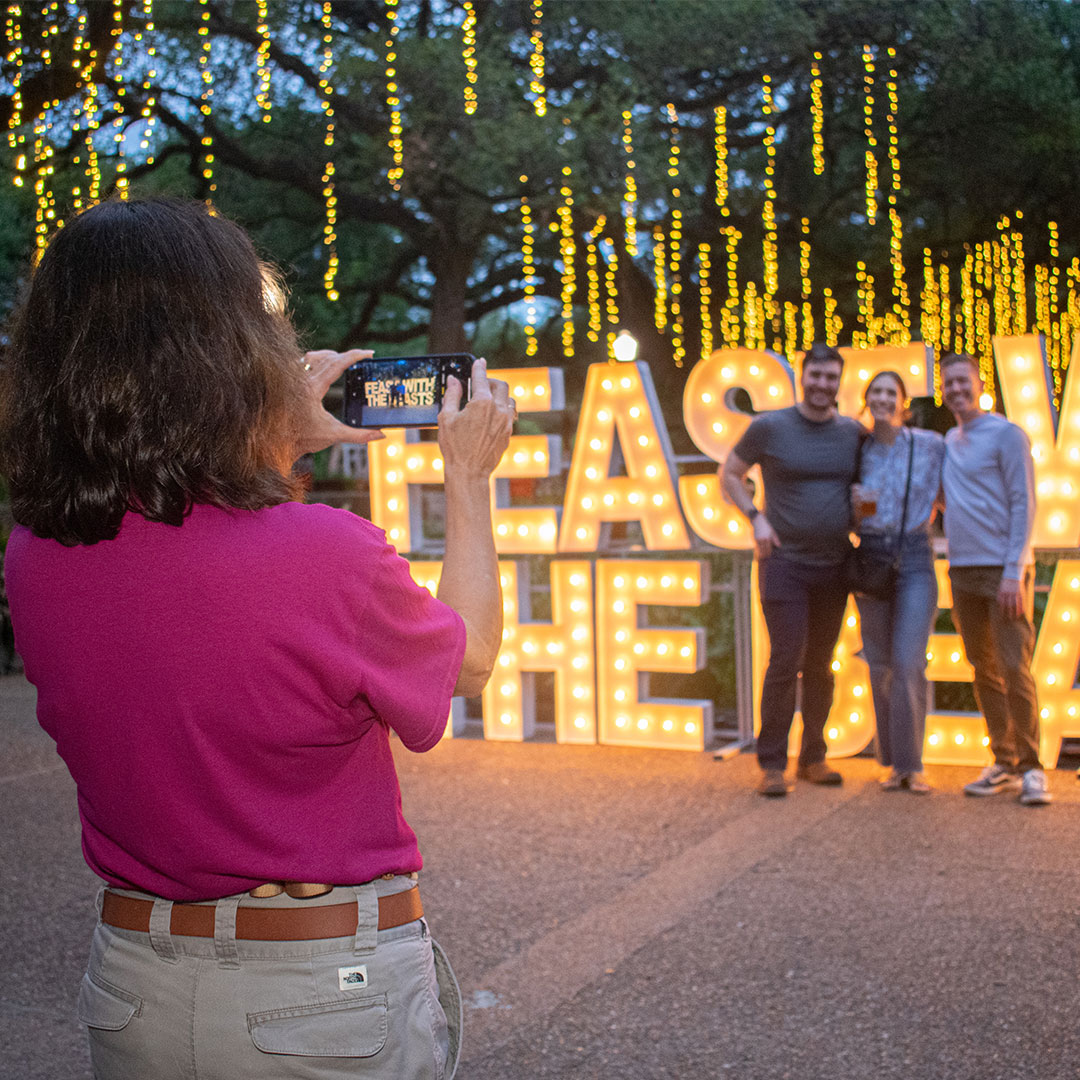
489, 367, 566, 554
680, 348, 794, 549
480, 560, 598, 743
994, 335, 1079, 548
595, 559, 711, 750
1030, 559, 1080, 768
406, 561, 466, 740
560, 361, 689, 552
837, 343, 932, 417
370, 367, 563, 554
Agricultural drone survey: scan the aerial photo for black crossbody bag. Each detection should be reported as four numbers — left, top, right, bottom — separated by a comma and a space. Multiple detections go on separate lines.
847, 431, 915, 600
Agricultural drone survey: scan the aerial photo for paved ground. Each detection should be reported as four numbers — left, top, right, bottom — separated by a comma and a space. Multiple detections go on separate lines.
3, 671, 1079, 1080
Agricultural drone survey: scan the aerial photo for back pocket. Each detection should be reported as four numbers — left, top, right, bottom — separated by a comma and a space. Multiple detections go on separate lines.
248, 995, 389, 1058
77, 973, 140, 1032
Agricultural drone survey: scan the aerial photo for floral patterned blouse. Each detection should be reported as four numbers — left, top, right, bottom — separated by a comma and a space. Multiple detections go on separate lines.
857, 426, 945, 537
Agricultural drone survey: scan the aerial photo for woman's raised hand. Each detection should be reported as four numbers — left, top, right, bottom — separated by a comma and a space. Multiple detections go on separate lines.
437, 356, 515, 478
293, 348, 385, 458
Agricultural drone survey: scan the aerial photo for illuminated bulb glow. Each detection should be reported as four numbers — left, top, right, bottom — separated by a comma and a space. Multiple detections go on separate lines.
480, 560, 597, 745
560, 362, 689, 552
596, 559, 710, 750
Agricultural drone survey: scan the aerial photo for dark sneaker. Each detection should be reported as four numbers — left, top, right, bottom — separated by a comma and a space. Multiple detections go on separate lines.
964, 764, 1022, 797
796, 761, 843, 786
758, 769, 791, 797
1019, 768, 1052, 806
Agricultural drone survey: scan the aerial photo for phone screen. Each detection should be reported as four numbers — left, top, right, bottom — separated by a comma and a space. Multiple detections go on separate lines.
342, 354, 473, 428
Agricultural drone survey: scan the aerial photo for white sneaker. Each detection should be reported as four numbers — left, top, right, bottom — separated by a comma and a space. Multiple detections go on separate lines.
963, 763, 1022, 797
1020, 768, 1053, 806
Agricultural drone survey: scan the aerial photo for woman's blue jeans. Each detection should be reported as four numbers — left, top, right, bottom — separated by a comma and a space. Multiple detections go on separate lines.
855, 531, 937, 775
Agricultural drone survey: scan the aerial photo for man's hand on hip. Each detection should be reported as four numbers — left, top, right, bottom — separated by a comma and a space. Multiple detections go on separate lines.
754, 515, 781, 560
997, 577, 1023, 620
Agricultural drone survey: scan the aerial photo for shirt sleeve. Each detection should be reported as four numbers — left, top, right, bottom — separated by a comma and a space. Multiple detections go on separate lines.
353, 540, 466, 752
997, 425, 1036, 580
732, 414, 769, 466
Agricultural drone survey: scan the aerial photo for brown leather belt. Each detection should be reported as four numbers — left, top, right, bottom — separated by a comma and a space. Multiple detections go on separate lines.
101, 887, 423, 941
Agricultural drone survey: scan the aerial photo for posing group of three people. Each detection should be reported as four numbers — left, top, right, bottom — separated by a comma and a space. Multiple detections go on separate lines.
722, 344, 1049, 805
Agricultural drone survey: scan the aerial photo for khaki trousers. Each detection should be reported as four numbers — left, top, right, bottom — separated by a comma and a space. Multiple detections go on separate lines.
78, 877, 462, 1080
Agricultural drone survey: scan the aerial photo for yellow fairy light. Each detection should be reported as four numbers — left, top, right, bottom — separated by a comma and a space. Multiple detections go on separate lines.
106, 0, 130, 197
853, 260, 879, 348
603, 241, 620, 358
6, 2, 26, 184
134, 0, 158, 170
713, 104, 729, 215
461, 0, 477, 114
653, 225, 668, 333
196, 0, 215, 195
528, 0, 546, 116
665, 103, 685, 365
938, 262, 952, 353
319, 2, 339, 300
558, 165, 576, 357
384, 0, 403, 190
586, 238, 601, 344
760, 76, 779, 335
721, 226, 741, 348
699, 243, 713, 360
621, 110, 638, 255
810, 51, 825, 175
885, 52, 909, 335
823, 286, 841, 347
799, 218, 815, 350
862, 44, 878, 225
255, 0, 272, 122
520, 176, 538, 356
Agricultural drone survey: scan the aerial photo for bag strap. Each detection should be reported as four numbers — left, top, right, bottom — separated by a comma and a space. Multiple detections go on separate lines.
896, 429, 915, 540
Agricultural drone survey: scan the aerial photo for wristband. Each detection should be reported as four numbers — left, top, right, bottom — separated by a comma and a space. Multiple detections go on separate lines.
747, 506, 760, 523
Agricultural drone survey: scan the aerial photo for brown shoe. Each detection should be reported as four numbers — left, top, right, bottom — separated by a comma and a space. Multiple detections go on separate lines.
758, 769, 791, 797
796, 761, 843, 786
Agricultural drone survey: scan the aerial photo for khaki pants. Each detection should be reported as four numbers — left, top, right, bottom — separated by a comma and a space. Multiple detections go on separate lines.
949, 564, 1042, 774
78, 878, 462, 1080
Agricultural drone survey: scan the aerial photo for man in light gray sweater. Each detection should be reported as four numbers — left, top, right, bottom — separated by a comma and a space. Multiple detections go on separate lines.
941, 352, 1051, 805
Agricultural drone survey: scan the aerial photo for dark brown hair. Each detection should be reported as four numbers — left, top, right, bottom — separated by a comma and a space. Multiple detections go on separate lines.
802, 342, 844, 369
862, 369, 911, 422
939, 352, 982, 377
0, 198, 306, 545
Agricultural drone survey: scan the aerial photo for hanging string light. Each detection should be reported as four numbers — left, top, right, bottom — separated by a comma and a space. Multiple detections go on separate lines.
461, 1, 477, 114
557, 165, 575, 357
823, 286, 842, 347
30, 3, 60, 246
760, 75, 779, 337
810, 50, 825, 175
885, 50, 909, 334
920, 247, 940, 362
586, 237, 601, 344
5, 2, 27, 187
255, 0, 272, 123
603, 239, 620, 358
384, 0, 403, 190
799, 217, 814, 350
528, 0, 546, 117
652, 225, 668, 333
699, 242, 713, 359
743, 279, 762, 350
196, 0, 216, 195
621, 110, 638, 256
665, 103, 685, 366
110, 0, 129, 197
134, 0, 158, 171
318, 1, 339, 299
721, 226, 741, 348
861, 44, 878, 226
519, 176, 539, 355
713, 104, 729, 215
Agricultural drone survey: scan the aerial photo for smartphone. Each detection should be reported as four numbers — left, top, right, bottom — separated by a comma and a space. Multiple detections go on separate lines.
342, 353, 474, 428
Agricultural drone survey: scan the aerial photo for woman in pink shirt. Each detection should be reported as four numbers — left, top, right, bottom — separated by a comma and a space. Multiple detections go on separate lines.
1, 197, 513, 1080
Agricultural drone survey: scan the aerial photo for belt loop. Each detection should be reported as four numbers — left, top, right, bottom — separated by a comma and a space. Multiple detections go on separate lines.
95, 886, 106, 918
148, 899, 179, 964
351, 884, 378, 956
213, 895, 243, 969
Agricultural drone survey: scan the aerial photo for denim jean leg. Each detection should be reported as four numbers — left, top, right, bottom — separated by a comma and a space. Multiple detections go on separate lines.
856, 591, 894, 767
757, 555, 809, 771
885, 536, 937, 774
798, 567, 849, 767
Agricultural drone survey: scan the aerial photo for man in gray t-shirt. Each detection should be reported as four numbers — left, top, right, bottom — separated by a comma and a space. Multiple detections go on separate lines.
722, 344, 863, 796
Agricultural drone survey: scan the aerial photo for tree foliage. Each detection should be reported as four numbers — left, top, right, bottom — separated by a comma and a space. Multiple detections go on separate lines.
3, 0, 1080, 390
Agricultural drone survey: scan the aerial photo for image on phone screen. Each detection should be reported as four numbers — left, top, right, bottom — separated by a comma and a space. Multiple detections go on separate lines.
342, 354, 473, 428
